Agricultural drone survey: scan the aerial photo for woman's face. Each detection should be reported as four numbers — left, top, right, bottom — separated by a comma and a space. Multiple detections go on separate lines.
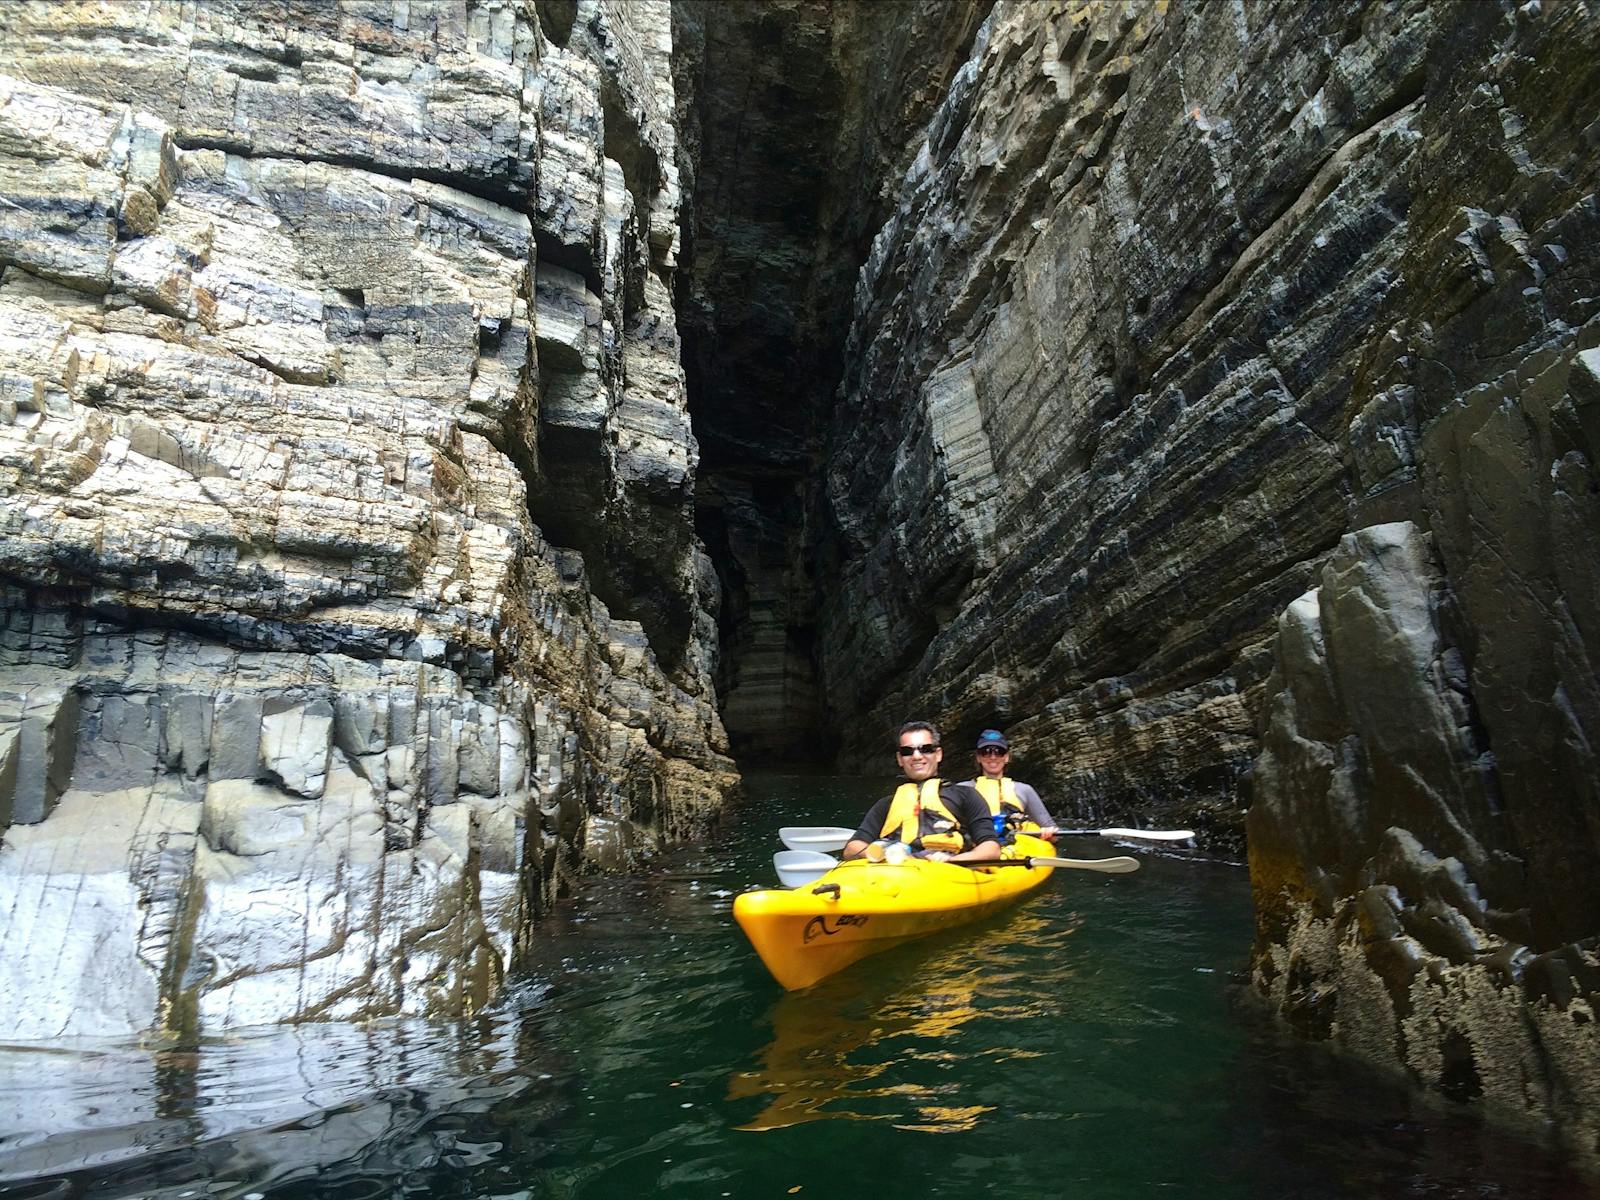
976, 746, 1008, 778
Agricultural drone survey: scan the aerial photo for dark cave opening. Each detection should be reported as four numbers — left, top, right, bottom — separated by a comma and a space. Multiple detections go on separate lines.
670, 0, 991, 764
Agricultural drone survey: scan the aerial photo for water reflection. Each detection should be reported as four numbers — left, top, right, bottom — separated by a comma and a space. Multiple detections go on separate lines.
0, 1009, 561, 1198
731, 909, 1070, 1132
0, 772, 1596, 1199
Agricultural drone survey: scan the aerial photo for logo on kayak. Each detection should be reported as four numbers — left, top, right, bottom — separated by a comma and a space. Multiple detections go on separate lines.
803, 914, 869, 944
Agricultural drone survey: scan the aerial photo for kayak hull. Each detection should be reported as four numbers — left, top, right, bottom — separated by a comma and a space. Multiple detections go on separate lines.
733, 835, 1056, 990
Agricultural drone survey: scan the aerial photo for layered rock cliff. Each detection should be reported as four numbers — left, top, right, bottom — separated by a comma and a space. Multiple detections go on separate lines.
774, 0, 1598, 1157
2, 0, 1595, 1154
0, 0, 734, 1038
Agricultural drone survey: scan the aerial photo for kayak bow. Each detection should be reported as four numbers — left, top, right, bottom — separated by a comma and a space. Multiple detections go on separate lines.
734, 833, 1059, 990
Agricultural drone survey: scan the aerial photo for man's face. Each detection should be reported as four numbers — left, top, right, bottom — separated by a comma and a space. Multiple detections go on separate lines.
977, 746, 1008, 778
896, 731, 942, 782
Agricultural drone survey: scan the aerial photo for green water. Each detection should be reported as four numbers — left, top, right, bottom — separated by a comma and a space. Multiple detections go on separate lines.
1, 773, 1594, 1198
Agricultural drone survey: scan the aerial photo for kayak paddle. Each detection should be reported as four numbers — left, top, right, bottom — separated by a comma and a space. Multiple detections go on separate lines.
987, 855, 1140, 874
1050, 827, 1195, 842
780, 825, 1194, 852
778, 826, 857, 852
773, 849, 838, 888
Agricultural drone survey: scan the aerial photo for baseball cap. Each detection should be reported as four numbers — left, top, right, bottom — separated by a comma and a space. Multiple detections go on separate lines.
975, 729, 1009, 751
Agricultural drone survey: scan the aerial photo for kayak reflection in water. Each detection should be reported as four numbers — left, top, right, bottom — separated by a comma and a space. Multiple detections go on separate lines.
961, 728, 1060, 844
840, 721, 1002, 865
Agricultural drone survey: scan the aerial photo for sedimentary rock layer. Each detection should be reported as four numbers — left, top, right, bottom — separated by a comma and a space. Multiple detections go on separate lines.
0, 0, 733, 1037
816, 0, 1594, 834
807, 0, 1597, 1151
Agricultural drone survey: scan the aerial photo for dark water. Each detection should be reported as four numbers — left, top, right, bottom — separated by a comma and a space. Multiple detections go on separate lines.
1, 773, 1594, 1199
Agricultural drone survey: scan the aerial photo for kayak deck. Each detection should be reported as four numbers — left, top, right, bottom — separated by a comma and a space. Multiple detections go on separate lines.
733, 835, 1056, 990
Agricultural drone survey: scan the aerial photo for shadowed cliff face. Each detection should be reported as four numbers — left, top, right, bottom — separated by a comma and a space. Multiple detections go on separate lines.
673, 0, 1599, 1156
672, 0, 989, 760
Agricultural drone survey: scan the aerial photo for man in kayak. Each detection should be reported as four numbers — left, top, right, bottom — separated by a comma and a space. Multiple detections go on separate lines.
962, 728, 1059, 843
841, 722, 1002, 864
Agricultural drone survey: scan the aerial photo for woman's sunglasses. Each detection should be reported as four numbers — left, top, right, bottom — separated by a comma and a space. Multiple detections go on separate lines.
977, 747, 1007, 757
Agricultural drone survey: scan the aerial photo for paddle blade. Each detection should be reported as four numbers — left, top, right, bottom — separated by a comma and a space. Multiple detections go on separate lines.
779, 826, 855, 852
773, 849, 838, 888
1096, 827, 1195, 842
1033, 855, 1141, 874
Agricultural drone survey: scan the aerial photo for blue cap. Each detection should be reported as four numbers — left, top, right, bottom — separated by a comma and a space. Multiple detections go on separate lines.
976, 729, 1009, 751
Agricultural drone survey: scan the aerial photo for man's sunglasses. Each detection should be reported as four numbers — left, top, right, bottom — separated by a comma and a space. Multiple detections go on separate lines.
977, 747, 1007, 757
897, 743, 940, 757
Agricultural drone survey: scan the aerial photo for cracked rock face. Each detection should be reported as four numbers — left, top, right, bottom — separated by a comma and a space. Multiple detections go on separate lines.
1249, 521, 1599, 1160
0, 0, 733, 1038
789, 0, 1597, 1150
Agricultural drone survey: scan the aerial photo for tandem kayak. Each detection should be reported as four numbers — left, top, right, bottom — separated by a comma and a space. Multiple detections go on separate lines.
733, 833, 1058, 990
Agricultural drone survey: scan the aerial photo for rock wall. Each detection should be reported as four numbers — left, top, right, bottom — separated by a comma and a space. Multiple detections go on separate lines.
0, 0, 734, 1038
817, 0, 1594, 828
1250, 522, 1599, 1158
811, 0, 1597, 1151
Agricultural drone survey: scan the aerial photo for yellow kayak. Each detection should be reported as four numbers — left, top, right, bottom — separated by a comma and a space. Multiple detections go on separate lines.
733, 833, 1057, 990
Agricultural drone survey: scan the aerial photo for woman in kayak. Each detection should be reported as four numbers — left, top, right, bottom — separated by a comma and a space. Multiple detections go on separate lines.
962, 728, 1059, 843
841, 722, 1002, 864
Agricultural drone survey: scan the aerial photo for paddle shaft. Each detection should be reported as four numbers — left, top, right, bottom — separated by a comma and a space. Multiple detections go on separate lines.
781, 825, 1193, 853
1049, 827, 1195, 842
983, 855, 1140, 874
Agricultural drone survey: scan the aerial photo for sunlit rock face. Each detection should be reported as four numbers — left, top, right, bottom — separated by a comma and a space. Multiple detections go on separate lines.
0, 0, 734, 1037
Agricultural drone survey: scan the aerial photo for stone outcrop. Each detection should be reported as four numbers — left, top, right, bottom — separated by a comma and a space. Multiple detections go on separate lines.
1250, 521, 1599, 1158
0, 0, 733, 1038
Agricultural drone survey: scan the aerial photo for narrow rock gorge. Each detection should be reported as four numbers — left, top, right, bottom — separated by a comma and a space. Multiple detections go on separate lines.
0, 0, 1596, 1166
677, 0, 1600, 1160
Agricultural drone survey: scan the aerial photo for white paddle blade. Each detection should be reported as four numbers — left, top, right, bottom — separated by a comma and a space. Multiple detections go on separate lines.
1035, 855, 1141, 874
1096, 827, 1195, 842
779, 826, 856, 853
773, 849, 838, 888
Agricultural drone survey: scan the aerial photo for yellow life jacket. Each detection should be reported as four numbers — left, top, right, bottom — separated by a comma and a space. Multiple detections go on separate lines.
880, 778, 965, 852
973, 776, 1024, 817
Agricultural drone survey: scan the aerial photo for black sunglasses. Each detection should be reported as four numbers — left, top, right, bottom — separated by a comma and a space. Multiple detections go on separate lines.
977, 747, 1007, 757
897, 743, 940, 757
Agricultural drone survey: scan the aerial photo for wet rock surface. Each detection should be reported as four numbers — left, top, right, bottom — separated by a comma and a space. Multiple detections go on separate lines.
0, 0, 733, 1035
1250, 522, 1599, 1160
